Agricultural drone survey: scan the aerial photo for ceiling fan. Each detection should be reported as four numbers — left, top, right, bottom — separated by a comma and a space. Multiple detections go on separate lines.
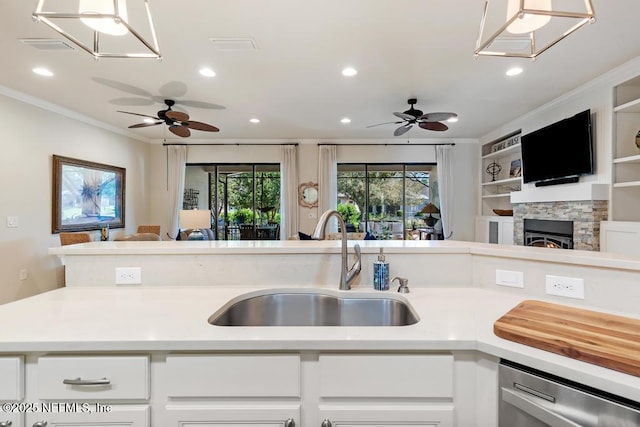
118, 99, 220, 137
367, 98, 457, 136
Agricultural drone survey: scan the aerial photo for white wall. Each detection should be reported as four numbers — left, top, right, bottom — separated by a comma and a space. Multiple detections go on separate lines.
148, 140, 479, 242
0, 91, 150, 304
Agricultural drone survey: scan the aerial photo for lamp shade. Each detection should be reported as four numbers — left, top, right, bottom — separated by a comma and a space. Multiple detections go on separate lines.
420, 203, 440, 215
79, 0, 129, 36
180, 209, 210, 230
506, 0, 551, 34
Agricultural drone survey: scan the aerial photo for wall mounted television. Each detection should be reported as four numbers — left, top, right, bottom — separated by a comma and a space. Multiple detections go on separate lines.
521, 109, 594, 187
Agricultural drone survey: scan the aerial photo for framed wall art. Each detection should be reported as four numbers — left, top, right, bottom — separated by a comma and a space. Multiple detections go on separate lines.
52, 155, 126, 233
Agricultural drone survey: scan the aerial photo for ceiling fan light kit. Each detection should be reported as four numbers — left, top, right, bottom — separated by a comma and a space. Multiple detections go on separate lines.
368, 98, 457, 136
32, 0, 161, 59
474, 0, 596, 59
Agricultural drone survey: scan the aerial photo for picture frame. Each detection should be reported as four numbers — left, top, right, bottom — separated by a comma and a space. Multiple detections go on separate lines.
510, 159, 522, 178
52, 155, 126, 233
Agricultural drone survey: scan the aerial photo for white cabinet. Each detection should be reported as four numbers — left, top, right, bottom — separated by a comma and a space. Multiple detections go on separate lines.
158, 353, 455, 427
0, 357, 24, 427
30, 355, 150, 427
612, 77, 640, 221
318, 354, 454, 427
476, 216, 514, 245
600, 220, 640, 255
480, 132, 522, 217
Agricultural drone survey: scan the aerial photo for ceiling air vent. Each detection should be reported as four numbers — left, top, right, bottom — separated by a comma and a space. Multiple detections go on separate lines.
209, 38, 257, 51
20, 38, 75, 51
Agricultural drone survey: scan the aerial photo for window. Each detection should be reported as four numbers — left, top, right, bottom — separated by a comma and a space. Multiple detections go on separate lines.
337, 163, 435, 240
185, 164, 281, 240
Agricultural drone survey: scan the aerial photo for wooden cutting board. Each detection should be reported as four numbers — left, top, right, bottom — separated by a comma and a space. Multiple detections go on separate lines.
494, 300, 640, 377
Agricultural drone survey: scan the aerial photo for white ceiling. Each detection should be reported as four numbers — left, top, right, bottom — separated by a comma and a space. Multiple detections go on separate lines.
1, 0, 639, 142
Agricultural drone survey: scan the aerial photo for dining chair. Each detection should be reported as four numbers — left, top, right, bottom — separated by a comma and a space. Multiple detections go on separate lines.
59, 232, 91, 246
137, 225, 161, 235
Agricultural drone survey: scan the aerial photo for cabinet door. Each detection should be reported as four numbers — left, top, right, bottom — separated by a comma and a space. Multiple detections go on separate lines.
500, 219, 514, 245
318, 407, 453, 427
162, 406, 300, 427
0, 412, 22, 427
26, 406, 149, 427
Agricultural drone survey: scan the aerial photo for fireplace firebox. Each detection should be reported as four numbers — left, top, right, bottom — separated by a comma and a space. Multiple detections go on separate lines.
523, 219, 574, 249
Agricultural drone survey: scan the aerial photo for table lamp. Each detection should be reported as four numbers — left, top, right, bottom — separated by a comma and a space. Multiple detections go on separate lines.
420, 203, 440, 227
180, 209, 211, 240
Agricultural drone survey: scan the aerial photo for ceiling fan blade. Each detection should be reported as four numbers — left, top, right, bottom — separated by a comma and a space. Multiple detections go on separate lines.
109, 97, 154, 106
128, 122, 162, 128
393, 112, 414, 120
394, 124, 412, 136
117, 110, 160, 120
179, 100, 226, 110
419, 121, 449, 131
92, 77, 153, 97
419, 112, 458, 122
366, 121, 403, 128
165, 110, 190, 121
184, 121, 220, 132
170, 125, 191, 138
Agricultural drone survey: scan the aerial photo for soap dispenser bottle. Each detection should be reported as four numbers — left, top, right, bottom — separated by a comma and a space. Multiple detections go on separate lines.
373, 248, 389, 290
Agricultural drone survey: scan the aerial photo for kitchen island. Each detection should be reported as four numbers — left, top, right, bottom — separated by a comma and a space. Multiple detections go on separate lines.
0, 240, 638, 426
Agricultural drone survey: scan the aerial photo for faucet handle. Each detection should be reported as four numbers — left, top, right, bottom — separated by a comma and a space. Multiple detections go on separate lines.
392, 277, 410, 293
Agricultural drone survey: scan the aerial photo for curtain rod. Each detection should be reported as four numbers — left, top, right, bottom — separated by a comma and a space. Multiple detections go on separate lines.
162, 142, 299, 146
316, 142, 455, 146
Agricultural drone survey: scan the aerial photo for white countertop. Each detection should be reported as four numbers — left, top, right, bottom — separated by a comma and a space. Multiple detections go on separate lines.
1, 285, 639, 401
49, 240, 640, 272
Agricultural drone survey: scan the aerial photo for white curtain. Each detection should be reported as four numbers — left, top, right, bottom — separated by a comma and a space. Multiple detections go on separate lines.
436, 145, 454, 239
318, 145, 337, 232
280, 145, 298, 239
167, 145, 187, 239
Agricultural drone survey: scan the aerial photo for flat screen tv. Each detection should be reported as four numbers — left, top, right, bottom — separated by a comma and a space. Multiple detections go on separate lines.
521, 109, 594, 186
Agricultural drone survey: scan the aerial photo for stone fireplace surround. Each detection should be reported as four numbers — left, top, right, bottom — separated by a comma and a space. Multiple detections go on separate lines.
513, 200, 608, 251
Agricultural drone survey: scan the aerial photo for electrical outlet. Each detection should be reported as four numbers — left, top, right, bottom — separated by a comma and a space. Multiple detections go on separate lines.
6, 216, 19, 228
115, 267, 142, 285
19, 269, 28, 281
545, 274, 585, 299
496, 269, 524, 288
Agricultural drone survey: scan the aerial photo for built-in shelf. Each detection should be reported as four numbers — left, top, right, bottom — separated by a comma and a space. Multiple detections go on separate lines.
482, 177, 522, 187
482, 193, 511, 199
613, 154, 640, 164
614, 97, 640, 113
481, 143, 521, 160
613, 181, 640, 189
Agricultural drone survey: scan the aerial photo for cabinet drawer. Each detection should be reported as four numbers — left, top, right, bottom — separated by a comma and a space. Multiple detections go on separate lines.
319, 354, 453, 398
37, 356, 149, 400
165, 354, 300, 398
26, 405, 149, 427
0, 356, 24, 401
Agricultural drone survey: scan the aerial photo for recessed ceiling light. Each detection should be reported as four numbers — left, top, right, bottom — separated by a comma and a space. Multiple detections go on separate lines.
199, 67, 216, 77
342, 67, 357, 77
32, 67, 53, 77
506, 67, 523, 76
447, 117, 459, 123
249, 118, 260, 124
341, 118, 351, 124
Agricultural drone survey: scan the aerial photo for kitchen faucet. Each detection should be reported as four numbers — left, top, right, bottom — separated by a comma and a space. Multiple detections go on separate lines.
312, 209, 362, 290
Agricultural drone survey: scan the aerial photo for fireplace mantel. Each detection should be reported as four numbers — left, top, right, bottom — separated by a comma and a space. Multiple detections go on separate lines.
511, 183, 609, 204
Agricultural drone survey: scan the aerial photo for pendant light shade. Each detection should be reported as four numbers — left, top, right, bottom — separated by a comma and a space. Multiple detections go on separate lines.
79, 0, 129, 36
506, 0, 552, 34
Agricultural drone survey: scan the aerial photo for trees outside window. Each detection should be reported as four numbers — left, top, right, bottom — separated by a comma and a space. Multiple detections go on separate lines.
337, 164, 434, 239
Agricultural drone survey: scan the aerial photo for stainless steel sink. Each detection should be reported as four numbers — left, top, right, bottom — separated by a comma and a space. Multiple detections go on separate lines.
208, 289, 419, 326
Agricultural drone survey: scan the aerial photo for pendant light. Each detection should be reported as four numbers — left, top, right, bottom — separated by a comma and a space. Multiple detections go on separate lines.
506, 0, 552, 34
79, 0, 129, 36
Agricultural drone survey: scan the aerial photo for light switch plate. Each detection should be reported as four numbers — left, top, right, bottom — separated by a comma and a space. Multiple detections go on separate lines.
6, 216, 18, 228
496, 269, 524, 288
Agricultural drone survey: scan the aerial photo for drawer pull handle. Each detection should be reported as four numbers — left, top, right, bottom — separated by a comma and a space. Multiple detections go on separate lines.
0, 421, 12, 427
284, 418, 295, 427
32, 422, 47, 427
62, 377, 110, 386
321, 419, 332, 427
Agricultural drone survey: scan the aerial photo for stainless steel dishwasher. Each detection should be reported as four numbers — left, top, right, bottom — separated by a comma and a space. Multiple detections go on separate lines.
499, 360, 640, 426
